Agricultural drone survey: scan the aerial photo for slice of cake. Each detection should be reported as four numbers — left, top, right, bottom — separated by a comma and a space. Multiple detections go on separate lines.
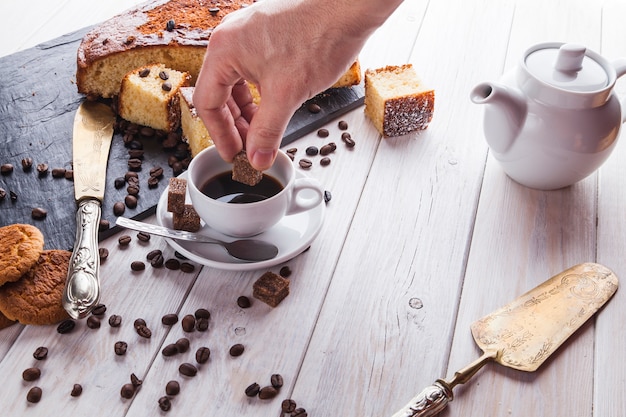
364, 64, 435, 137
118, 64, 191, 132
179, 87, 213, 157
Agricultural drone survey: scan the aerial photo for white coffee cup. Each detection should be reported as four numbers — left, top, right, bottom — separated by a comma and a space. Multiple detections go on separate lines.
187, 146, 324, 237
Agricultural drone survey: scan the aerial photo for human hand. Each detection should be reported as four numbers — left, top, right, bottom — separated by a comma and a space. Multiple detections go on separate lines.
193, 0, 403, 170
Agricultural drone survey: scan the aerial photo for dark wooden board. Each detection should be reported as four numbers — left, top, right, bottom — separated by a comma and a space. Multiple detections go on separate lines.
0, 26, 364, 251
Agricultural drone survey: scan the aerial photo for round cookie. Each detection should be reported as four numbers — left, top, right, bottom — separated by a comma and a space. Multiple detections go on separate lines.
0, 224, 45, 285
0, 250, 71, 325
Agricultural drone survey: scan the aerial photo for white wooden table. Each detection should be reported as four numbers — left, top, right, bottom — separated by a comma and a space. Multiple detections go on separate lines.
2, 0, 626, 416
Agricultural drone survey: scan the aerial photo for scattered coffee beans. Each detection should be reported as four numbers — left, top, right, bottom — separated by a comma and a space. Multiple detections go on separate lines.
320, 157, 331, 166
195, 347, 211, 364
118, 235, 132, 246
179, 363, 198, 377
175, 338, 190, 353
114, 177, 126, 189
165, 258, 180, 270
131, 261, 146, 271
305, 146, 319, 156
92, 303, 107, 316
26, 386, 42, 403
316, 128, 329, 138
161, 313, 179, 325
130, 373, 143, 388
165, 380, 180, 396
0, 163, 13, 175
86, 316, 101, 329
71, 384, 83, 397
229, 343, 245, 357
298, 159, 313, 169
136, 231, 151, 242
36, 163, 48, 176
338, 120, 349, 130
158, 396, 172, 411
181, 314, 196, 332
282, 399, 297, 413
21, 157, 33, 171
125, 195, 138, 209
113, 202, 125, 216
307, 103, 321, 113
237, 296, 251, 308
180, 262, 195, 273
279, 266, 292, 278
22, 367, 41, 381
99, 248, 109, 262
120, 383, 135, 399
194, 308, 210, 320
51, 167, 66, 178
258, 386, 278, 400
195, 317, 209, 332
292, 407, 308, 417
270, 374, 284, 389
31, 207, 47, 220
245, 382, 260, 397
57, 319, 76, 334
33, 346, 48, 360
114, 341, 128, 356
134, 318, 146, 329
136, 324, 152, 338
108, 315, 122, 327
162, 344, 179, 357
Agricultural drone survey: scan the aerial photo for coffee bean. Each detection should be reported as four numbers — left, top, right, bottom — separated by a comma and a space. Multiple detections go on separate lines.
26, 387, 42, 403
9, 191, 17, 202
131, 261, 145, 271
146, 249, 162, 260
292, 407, 308, 417
33, 346, 48, 360
229, 343, 245, 357
179, 363, 197, 377
114, 341, 128, 356
128, 149, 144, 159
172, 162, 184, 176
127, 184, 140, 196
195, 347, 211, 364
175, 338, 190, 353
165, 380, 180, 396
21, 157, 33, 171
51, 167, 66, 178
0, 163, 13, 175
130, 373, 143, 388
279, 266, 292, 277
245, 382, 260, 397
166, 19, 176, 31
136, 324, 152, 338
109, 315, 122, 327
320, 144, 335, 156
134, 318, 146, 329
342, 134, 356, 148
174, 251, 188, 260
140, 126, 155, 137
159, 71, 169, 80
180, 262, 195, 273
237, 296, 251, 308
86, 316, 101, 329
305, 146, 319, 156
120, 383, 135, 399
99, 219, 110, 232
307, 103, 321, 113
320, 157, 331, 166
270, 373, 284, 389
258, 386, 278, 400
317, 128, 329, 138
92, 303, 106, 316
118, 235, 132, 246
113, 201, 125, 216
324, 190, 332, 203
194, 308, 210, 320
22, 367, 41, 381
99, 248, 109, 262
195, 317, 209, 332
150, 166, 164, 178
338, 120, 349, 130
136, 231, 151, 242
125, 171, 139, 181
70, 384, 83, 397
36, 163, 48, 176
125, 195, 138, 209
161, 313, 179, 325
147, 176, 159, 188
162, 82, 172, 91
165, 258, 180, 270
162, 344, 179, 357
57, 319, 76, 334
286, 147, 298, 155
298, 159, 313, 169
158, 396, 172, 412
31, 207, 47, 220
128, 158, 142, 171
139, 68, 150, 77
282, 399, 297, 413
181, 314, 196, 332
114, 177, 126, 189
150, 254, 165, 268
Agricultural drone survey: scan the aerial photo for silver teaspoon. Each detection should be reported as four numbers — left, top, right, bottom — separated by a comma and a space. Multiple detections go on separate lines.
115, 217, 279, 262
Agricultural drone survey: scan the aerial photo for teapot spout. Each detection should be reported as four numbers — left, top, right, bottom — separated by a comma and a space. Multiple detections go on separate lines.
470, 82, 527, 154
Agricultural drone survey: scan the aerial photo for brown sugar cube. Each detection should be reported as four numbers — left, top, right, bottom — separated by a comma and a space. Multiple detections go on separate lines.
168, 177, 187, 214
252, 272, 290, 308
172, 205, 201, 232
232, 150, 263, 186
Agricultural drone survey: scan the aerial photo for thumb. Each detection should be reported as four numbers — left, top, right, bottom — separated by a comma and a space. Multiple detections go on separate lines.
245, 97, 297, 170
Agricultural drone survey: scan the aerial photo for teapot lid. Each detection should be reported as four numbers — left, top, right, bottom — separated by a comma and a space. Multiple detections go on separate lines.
525, 43, 609, 92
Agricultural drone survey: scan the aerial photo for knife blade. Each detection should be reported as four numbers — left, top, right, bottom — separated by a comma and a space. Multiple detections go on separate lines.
390, 263, 619, 417
62, 101, 115, 319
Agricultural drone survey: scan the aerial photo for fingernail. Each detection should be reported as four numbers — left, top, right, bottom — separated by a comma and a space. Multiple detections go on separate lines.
251, 149, 276, 170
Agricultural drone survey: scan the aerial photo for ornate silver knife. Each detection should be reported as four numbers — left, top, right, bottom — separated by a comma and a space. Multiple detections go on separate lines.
62, 101, 115, 319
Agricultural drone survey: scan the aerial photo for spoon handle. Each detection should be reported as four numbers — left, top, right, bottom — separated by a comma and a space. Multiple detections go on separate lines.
115, 217, 218, 243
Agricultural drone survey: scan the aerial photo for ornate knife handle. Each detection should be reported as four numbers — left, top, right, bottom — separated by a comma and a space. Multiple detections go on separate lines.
390, 380, 453, 417
63, 199, 102, 319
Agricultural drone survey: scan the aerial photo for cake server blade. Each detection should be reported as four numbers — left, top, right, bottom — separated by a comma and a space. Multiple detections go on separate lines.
62, 101, 115, 319
390, 263, 619, 417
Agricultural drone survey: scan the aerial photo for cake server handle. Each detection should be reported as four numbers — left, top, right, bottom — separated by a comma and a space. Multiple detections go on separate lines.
63, 199, 101, 319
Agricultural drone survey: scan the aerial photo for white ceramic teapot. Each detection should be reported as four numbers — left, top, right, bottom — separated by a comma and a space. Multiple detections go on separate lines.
471, 42, 626, 190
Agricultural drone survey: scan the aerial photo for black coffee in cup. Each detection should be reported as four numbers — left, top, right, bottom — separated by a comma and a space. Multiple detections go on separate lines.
200, 171, 283, 203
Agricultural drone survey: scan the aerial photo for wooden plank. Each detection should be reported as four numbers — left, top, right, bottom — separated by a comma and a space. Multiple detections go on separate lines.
449, 1, 603, 416
292, 0, 515, 416
595, 3, 626, 416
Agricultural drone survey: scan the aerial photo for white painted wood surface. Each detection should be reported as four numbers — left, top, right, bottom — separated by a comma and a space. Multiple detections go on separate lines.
1, 0, 626, 416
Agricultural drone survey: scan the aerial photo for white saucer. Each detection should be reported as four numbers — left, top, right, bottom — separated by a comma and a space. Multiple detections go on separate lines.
156, 171, 325, 271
